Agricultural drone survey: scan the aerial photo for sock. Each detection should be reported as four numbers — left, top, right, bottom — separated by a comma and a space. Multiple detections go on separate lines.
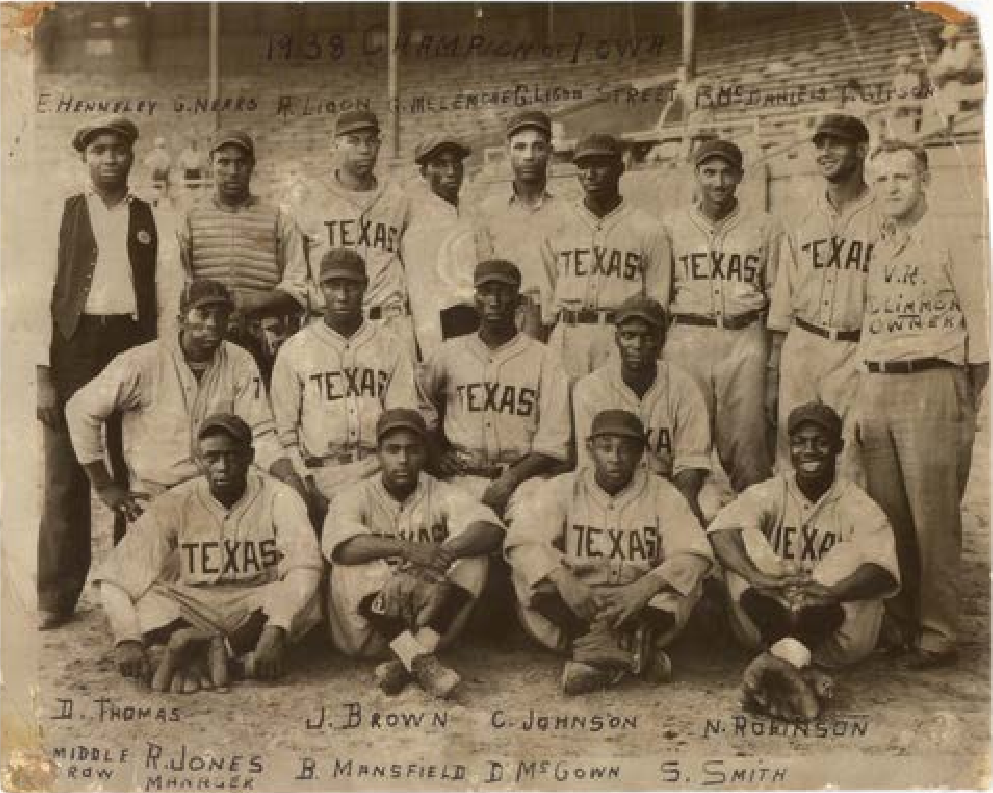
389, 631, 428, 672
414, 627, 441, 653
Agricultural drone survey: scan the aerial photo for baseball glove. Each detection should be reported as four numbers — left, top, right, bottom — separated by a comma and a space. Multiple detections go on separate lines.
741, 651, 826, 721
374, 567, 451, 628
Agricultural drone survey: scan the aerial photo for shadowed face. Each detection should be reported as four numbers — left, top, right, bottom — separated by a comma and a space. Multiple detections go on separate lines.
379, 429, 427, 490
789, 422, 840, 483
197, 432, 254, 503
588, 434, 644, 493
815, 134, 863, 184
85, 132, 133, 191
576, 155, 623, 199
695, 157, 742, 210
212, 144, 253, 203
180, 303, 231, 362
474, 281, 519, 329
423, 149, 465, 203
321, 277, 366, 325
335, 128, 381, 179
615, 318, 664, 372
508, 128, 551, 183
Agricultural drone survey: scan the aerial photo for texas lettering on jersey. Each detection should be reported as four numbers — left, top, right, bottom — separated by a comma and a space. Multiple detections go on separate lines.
765, 523, 838, 563
558, 246, 643, 281
307, 367, 391, 401
681, 251, 760, 283
323, 218, 402, 254
802, 236, 874, 272
179, 538, 280, 580
568, 523, 662, 563
454, 382, 537, 417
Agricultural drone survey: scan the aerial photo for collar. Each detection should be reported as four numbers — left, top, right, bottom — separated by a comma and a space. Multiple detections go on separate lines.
817, 183, 874, 220
196, 468, 264, 516
610, 359, 666, 402
210, 193, 259, 212
581, 465, 649, 510
786, 471, 844, 511
167, 333, 224, 373
508, 184, 554, 209
330, 170, 384, 201
376, 473, 430, 508
690, 199, 740, 232
317, 317, 371, 346
85, 184, 134, 206
470, 330, 526, 359
879, 197, 929, 247
575, 196, 626, 224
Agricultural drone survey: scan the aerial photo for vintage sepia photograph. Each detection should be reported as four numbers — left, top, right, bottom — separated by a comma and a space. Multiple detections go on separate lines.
0, 1, 989, 790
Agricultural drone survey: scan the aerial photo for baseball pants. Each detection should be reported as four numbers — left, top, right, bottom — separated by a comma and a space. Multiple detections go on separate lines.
857, 367, 975, 654
548, 322, 618, 381
328, 556, 488, 658
38, 315, 143, 614
664, 322, 772, 493
723, 530, 886, 668
777, 327, 862, 482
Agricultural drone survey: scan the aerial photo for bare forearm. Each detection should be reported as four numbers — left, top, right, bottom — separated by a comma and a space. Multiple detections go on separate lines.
709, 529, 768, 585
332, 535, 409, 565
825, 563, 897, 602
83, 460, 115, 490
242, 290, 300, 318
673, 469, 705, 523
441, 521, 504, 559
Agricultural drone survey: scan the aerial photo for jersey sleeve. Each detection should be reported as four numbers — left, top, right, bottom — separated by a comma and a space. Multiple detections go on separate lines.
269, 342, 307, 476
570, 374, 598, 470
708, 479, 780, 537
643, 218, 673, 308
271, 483, 324, 574
843, 486, 901, 588
504, 474, 571, 589
438, 481, 505, 538
539, 233, 559, 325
669, 366, 713, 475
763, 214, 786, 305
532, 348, 572, 462
65, 349, 146, 466
91, 496, 178, 600
648, 480, 714, 594
275, 207, 310, 311
766, 229, 796, 333
231, 348, 282, 471
321, 480, 373, 562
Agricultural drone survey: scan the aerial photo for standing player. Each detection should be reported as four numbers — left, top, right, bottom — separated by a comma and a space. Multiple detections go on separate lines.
420, 259, 571, 519
289, 111, 415, 359
661, 139, 781, 493
37, 116, 160, 629
324, 409, 505, 698
270, 249, 424, 523
506, 410, 713, 695
477, 111, 568, 338
768, 115, 880, 479
573, 296, 712, 523
856, 141, 988, 669
177, 129, 307, 383
541, 133, 668, 380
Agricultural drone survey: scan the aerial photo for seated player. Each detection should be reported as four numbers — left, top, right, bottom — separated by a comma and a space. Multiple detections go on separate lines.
708, 401, 899, 679
93, 414, 323, 694
420, 259, 571, 519
323, 409, 505, 699
572, 295, 713, 523
505, 410, 713, 695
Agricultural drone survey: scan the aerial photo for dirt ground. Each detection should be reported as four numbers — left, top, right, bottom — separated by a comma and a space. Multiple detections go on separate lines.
17, 415, 992, 792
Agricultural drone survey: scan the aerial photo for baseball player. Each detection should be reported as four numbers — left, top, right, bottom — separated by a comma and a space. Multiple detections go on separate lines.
661, 139, 782, 493
708, 401, 900, 670
506, 410, 713, 695
767, 115, 881, 481
270, 249, 425, 524
66, 279, 301, 517
288, 111, 415, 360
476, 110, 569, 338
37, 115, 160, 629
403, 134, 489, 359
177, 129, 308, 383
93, 414, 322, 694
540, 133, 668, 379
324, 409, 505, 699
419, 259, 571, 519
573, 295, 712, 523
856, 140, 988, 670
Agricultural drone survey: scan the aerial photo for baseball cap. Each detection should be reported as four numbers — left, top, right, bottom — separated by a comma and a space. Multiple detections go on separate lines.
474, 259, 521, 289
180, 279, 235, 313
787, 400, 843, 439
72, 115, 139, 153
210, 128, 254, 158
198, 413, 253, 446
320, 248, 367, 283
694, 139, 743, 169
506, 110, 552, 139
335, 110, 380, 137
573, 133, 622, 163
376, 408, 428, 443
813, 114, 869, 145
414, 135, 471, 165
589, 410, 647, 443
614, 295, 667, 328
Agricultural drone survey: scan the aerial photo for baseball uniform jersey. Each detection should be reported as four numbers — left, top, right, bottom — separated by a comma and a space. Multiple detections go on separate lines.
93, 469, 323, 643
708, 472, 900, 666
573, 360, 711, 479
541, 199, 669, 378
506, 467, 713, 650
66, 338, 281, 496
323, 472, 503, 656
768, 189, 882, 476
269, 319, 423, 499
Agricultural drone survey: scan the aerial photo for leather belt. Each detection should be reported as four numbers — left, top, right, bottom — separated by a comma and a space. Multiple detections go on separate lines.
461, 463, 511, 478
559, 308, 616, 325
80, 313, 137, 326
305, 449, 374, 468
368, 300, 411, 320
671, 308, 764, 331
795, 317, 860, 342
865, 358, 956, 374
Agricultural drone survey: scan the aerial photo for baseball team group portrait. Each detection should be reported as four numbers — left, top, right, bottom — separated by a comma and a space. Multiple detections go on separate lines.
1, 1, 990, 790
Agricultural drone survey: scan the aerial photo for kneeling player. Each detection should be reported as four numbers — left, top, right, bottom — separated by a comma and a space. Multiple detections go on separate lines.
506, 410, 713, 695
323, 409, 505, 699
94, 414, 323, 693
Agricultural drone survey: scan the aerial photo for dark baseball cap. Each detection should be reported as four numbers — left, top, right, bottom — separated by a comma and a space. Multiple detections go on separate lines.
813, 114, 869, 145
73, 115, 139, 153
614, 295, 667, 328
180, 279, 235, 313
210, 128, 254, 157
335, 110, 380, 137
376, 408, 428, 443
506, 110, 552, 139
589, 410, 647, 443
573, 133, 622, 163
475, 259, 521, 289
787, 400, 843, 439
320, 248, 367, 283
694, 139, 743, 169
198, 413, 253, 446
414, 135, 471, 165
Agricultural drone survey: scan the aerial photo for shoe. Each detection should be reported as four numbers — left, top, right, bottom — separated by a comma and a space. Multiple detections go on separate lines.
561, 661, 625, 696
375, 657, 411, 696
642, 647, 673, 686
38, 609, 72, 631
899, 647, 959, 671
409, 653, 460, 699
